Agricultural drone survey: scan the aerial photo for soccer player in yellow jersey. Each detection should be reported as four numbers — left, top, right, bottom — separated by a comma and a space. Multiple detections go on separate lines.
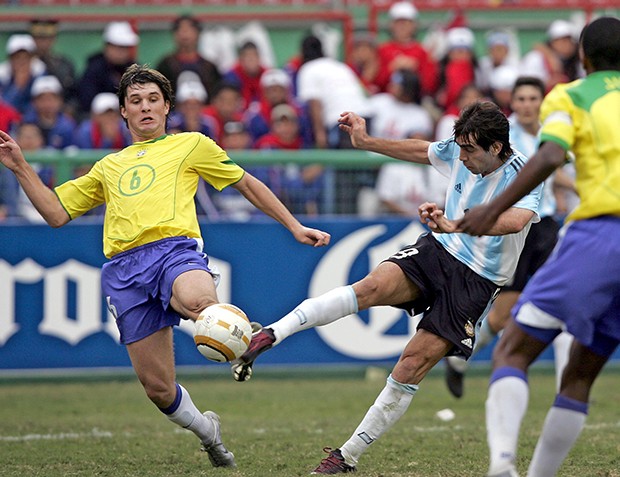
458, 17, 620, 477
0, 64, 330, 468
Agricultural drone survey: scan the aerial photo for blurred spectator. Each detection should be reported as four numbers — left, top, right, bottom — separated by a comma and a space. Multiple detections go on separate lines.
168, 78, 211, 136
30, 18, 77, 113
489, 64, 518, 116
255, 104, 323, 216
245, 68, 312, 146
436, 27, 477, 112
348, 33, 381, 95
0, 34, 46, 114
73, 92, 132, 149
376, 1, 438, 97
365, 70, 444, 216
211, 120, 259, 220
477, 29, 520, 95
296, 35, 371, 149
23, 75, 75, 149
77, 21, 139, 116
435, 83, 484, 140
520, 19, 583, 92
202, 82, 244, 143
13, 122, 52, 222
369, 69, 433, 140
0, 98, 22, 134
223, 41, 267, 109
156, 14, 221, 101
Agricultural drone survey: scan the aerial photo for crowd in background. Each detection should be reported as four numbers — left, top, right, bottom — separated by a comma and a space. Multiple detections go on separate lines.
0, 2, 584, 221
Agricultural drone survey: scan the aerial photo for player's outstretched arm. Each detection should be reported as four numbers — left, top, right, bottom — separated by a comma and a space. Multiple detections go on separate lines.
338, 111, 432, 165
0, 130, 69, 227
232, 173, 330, 247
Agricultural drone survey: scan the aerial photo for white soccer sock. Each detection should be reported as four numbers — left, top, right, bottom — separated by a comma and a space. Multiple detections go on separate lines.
161, 384, 215, 444
552, 332, 572, 392
473, 317, 497, 354
526, 396, 587, 477
269, 286, 358, 345
340, 375, 418, 466
486, 367, 529, 475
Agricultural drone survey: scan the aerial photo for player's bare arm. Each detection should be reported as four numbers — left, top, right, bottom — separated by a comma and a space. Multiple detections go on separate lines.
458, 141, 566, 236
0, 130, 69, 227
232, 173, 330, 247
338, 111, 432, 165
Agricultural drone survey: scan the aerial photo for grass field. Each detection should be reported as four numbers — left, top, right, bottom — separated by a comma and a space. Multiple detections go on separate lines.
0, 364, 618, 477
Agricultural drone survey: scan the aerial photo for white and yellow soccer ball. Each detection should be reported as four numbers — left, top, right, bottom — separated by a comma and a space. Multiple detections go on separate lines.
193, 303, 252, 363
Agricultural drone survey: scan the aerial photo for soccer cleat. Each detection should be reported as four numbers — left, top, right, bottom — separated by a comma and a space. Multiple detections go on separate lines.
310, 447, 356, 474
231, 327, 276, 382
444, 357, 465, 398
200, 411, 236, 468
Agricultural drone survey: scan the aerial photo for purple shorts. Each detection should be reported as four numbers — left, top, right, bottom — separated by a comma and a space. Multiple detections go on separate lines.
102, 237, 215, 344
513, 216, 620, 357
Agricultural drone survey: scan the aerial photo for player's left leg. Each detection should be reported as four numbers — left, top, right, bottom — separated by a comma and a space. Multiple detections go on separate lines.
127, 327, 236, 467
526, 340, 616, 477
169, 269, 219, 320
312, 330, 452, 474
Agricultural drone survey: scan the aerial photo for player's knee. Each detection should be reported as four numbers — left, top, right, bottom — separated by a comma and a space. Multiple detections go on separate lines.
143, 378, 176, 407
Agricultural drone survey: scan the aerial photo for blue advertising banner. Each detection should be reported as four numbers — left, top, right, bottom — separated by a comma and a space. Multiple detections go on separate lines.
1, 219, 615, 373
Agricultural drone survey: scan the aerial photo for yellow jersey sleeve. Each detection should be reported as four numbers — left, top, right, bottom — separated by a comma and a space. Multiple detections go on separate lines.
54, 161, 105, 219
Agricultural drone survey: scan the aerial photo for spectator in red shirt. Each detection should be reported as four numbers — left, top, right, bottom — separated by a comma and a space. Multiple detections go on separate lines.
376, 1, 438, 97
436, 27, 477, 112
201, 82, 244, 144
348, 33, 381, 95
0, 99, 21, 133
223, 41, 266, 109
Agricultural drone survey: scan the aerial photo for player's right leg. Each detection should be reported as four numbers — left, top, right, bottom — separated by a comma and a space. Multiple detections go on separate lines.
232, 261, 420, 382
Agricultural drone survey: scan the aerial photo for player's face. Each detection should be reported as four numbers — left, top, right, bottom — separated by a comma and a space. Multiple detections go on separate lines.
455, 135, 503, 176
511, 85, 543, 129
121, 83, 170, 142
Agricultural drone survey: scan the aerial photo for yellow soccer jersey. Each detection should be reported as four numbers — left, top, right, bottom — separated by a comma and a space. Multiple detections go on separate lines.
539, 71, 620, 222
55, 132, 245, 257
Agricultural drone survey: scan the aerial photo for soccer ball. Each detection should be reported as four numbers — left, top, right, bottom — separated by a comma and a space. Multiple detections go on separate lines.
193, 303, 252, 363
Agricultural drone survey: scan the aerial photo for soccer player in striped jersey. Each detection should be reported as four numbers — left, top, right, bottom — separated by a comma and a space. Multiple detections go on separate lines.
0, 64, 330, 469
232, 101, 541, 474
458, 16, 620, 477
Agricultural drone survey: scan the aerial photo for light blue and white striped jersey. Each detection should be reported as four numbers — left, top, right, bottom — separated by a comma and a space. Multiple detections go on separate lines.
428, 138, 542, 285
509, 116, 556, 218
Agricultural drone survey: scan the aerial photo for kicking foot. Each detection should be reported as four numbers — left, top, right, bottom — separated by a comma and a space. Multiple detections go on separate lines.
231, 327, 276, 382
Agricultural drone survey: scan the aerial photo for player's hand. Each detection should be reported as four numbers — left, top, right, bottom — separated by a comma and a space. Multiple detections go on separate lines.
294, 226, 331, 247
419, 202, 456, 233
338, 111, 369, 149
0, 130, 26, 171
455, 205, 498, 236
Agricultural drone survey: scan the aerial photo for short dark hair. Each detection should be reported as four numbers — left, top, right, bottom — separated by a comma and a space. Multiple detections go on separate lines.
453, 101, 513, 161
238, 41, 258, 55
512, 76, 545, 98
580, 16, 620, 71
118, 63, 174, 113
301, 35, 324, 63
173, 14, 201, 33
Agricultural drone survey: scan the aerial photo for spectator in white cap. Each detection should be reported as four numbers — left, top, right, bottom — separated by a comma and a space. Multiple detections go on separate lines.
168, 78, 212, 136
376, 1, 439, 97
73, 92, 131, 149
23, 75, 76, 149
477, 29, 520, 95
0, 33, 46, 114
246, 68, 311, 145
520, 19, 582, 91
77, 21, 140, 116
489, 64, 518, 115
436, 27, 478, 111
